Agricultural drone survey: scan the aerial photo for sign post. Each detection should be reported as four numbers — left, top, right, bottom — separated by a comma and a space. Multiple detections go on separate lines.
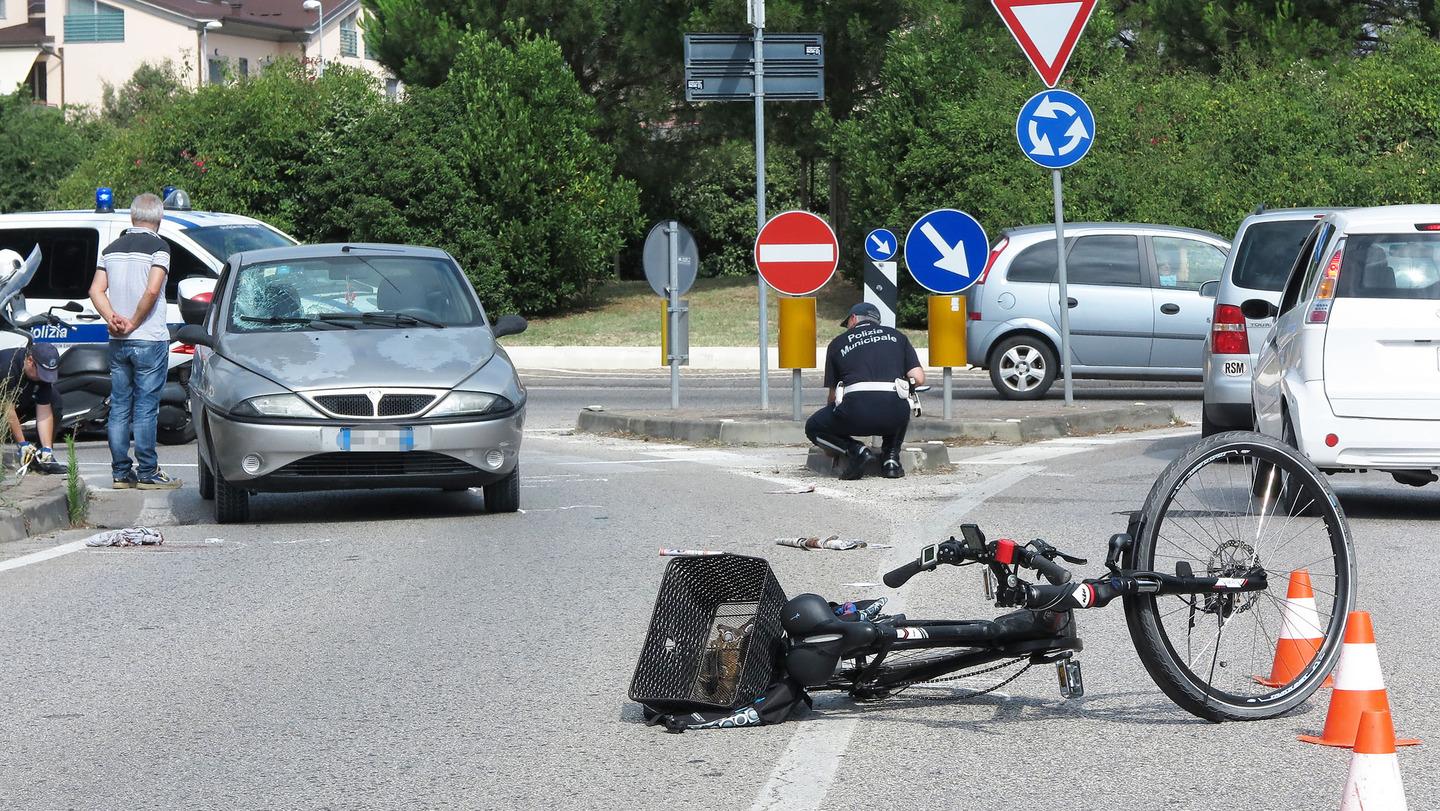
754, 3, 769, 409
643, 220, 700, 408
755, 210, 840, 418
903, 209, 988, 420
994, 0, 1098, 407
863, 228, 899, 328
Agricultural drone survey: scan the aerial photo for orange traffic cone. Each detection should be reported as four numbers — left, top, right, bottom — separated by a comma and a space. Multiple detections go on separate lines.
1339, 710, 1409, 810
1255, 569, 1332, 688
1299, 611, 1420, 748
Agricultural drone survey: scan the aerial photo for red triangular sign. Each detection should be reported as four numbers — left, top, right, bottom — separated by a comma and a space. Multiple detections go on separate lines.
992, 0, 1098, 87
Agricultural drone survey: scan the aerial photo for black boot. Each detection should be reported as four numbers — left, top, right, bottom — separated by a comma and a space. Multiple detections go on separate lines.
839, 445, 873, 480
880, 448, 904, 479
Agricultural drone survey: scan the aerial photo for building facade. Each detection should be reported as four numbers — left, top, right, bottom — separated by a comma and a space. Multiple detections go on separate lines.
0, 0, 392, 109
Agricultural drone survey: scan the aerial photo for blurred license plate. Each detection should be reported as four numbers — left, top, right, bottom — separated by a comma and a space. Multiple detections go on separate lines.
322, 427, 431, 452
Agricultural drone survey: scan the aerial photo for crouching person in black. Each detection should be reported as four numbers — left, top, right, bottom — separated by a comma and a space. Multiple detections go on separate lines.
806, 303, 925, 480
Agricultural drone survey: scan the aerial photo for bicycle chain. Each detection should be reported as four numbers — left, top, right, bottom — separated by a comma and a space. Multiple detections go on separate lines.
888, 656, 1031, 699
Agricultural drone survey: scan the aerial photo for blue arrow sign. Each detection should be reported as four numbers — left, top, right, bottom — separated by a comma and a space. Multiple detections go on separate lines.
864, 228, 898, 262
903, 209, 989, 295
1015, 89, 1095, 170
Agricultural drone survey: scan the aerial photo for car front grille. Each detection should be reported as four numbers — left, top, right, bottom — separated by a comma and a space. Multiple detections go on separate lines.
378, 394, 437, 417
271, 452, 478, 478
308, 391, 441, 419
314, 394, 373, 417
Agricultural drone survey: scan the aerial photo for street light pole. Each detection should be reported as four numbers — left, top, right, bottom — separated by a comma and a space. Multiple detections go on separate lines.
303, 0, 325, 75
199, 20, 221, 86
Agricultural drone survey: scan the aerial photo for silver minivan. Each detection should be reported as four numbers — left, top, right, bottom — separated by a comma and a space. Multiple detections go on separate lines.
1201, 208, 1331, 434
966, 223, 1231, 399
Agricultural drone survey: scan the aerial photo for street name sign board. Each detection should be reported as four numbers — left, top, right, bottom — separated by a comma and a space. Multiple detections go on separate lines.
642, 220, 699, 297
754, 210, 839, 296
991, 0, 1098, 87
1015, 89, 1095, 169
903, 209, 989, 295
683, 33, 825, 102
864, 228, 898, 262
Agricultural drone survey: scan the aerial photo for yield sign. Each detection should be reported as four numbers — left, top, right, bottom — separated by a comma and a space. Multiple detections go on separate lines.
991, 0, 1098, 87
754, 210, 839, 296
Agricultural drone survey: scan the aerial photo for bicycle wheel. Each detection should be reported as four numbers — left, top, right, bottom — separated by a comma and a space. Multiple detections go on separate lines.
1124, 431, 1355, 722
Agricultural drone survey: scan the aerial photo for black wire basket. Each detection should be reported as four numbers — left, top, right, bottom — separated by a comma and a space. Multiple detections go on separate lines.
629, 554, 787, 714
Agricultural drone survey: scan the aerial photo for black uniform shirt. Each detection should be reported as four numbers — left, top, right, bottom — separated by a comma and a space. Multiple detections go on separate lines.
823, 323, 921, 388
0, 347, 56, 408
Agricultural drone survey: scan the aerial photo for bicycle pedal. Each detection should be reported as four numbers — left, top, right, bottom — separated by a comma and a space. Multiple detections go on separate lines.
1056, 658, 1084, 699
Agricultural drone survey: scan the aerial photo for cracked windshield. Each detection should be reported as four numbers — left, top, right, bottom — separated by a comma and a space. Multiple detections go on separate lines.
229, 255, 482, 331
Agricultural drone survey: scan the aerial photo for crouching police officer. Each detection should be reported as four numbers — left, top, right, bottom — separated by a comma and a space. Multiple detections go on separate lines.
0, 342, 65, 475
806, 303, 925, 480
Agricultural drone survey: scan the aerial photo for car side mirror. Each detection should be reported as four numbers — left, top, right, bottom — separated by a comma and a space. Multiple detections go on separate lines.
493, 314, 527, 338
1198, 280, 1219, 298
61, 300, 84, 313
175, 324, 215, 349
1239, 299, 1279, 320
180, 294, 212, 326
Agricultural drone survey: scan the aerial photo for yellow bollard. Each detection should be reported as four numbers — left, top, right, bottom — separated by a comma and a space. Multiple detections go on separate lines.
779, 297, 817, 421
928, 295, 967, 367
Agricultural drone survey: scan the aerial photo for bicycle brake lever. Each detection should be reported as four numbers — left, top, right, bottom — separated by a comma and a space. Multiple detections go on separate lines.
1056, 551, 1087, 565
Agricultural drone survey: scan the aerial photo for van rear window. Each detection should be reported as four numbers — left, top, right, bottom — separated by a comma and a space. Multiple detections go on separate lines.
1338, 234, 1440, 300
1232, 220, 1318, 291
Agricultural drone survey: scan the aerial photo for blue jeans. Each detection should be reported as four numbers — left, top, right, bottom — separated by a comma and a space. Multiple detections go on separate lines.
108, 340, 168, 480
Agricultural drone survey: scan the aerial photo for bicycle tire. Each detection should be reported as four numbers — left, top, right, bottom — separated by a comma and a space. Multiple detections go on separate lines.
1124, 431, 1355, 722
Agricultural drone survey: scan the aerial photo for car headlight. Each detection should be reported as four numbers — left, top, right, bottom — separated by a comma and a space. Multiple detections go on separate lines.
232, 394, 323, 419
428, 391, 508, 417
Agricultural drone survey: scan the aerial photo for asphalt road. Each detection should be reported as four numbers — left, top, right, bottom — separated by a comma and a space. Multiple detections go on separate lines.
1, 378, 1432, 810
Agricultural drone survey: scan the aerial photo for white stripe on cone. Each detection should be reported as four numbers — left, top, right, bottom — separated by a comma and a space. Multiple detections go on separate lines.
1340, 752, 1408, 811
1334, 642, 1387, 691
1278, 595, 1324, 639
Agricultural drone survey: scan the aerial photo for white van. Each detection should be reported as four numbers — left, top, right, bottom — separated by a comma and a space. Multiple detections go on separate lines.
0, 194, 297, 357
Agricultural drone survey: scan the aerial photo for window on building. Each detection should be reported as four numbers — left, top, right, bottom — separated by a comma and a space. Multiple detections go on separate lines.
208, 58, 224, 85
27, 0, 42, 15
64, 0, 124, 43
385, 78, 400, 100
340, 12, 358, 57
237, 57, 248, 78
0, 3, 8, 20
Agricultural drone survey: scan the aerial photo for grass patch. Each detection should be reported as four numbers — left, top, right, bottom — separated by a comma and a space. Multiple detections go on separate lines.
506, 276, 929, 347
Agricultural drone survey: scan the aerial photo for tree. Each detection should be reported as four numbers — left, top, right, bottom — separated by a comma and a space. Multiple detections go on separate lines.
100, 60, 186, 127
0, 92, 102, 214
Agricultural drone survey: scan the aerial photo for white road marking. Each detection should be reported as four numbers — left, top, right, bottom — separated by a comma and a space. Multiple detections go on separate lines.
751, 465, 1040, 811
554, 458, 695, 466
0, 539, 89, 573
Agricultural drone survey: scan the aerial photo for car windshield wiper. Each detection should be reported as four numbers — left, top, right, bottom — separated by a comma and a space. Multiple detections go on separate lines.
316, 311, 446, 328
237, 315, 355, 330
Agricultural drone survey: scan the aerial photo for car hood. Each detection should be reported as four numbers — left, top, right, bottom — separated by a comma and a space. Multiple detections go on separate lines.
219, 326, 496, 390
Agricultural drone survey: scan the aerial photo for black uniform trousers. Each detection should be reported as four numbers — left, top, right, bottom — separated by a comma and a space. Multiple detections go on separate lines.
805, 391, 909, 457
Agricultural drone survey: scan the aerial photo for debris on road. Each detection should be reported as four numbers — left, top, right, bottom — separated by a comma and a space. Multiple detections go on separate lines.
583, 405, 605, 412
84, 527, 164, 547
776, 535, 867, 551
659, 548, 726, 557
765, 484, 816, 495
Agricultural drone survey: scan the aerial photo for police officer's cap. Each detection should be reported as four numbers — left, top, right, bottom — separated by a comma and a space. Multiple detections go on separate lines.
841, 302, 882, 327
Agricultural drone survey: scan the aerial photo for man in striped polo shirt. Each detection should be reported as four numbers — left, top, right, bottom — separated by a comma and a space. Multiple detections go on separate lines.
88, 194, 182, 490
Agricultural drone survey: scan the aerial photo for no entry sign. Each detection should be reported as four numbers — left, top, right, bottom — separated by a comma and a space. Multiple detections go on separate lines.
753, 210, 839, 296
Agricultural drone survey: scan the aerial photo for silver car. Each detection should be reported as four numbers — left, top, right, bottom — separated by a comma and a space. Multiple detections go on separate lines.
1201, 208, 1332, 435
177, 244, 528, 524
966, 223, 1231, 399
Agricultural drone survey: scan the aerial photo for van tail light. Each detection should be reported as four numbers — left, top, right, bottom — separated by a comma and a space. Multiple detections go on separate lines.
977, 237, 1008, 285
192, 291, 213, 304
173, 344, 196, 355
1415, 223, 1440, 231
1305, 246, 1344, 324
1211, 304, 1249, 355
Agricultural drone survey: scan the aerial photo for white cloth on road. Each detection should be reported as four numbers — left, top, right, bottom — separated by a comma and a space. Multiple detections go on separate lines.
84, 527, 165, 547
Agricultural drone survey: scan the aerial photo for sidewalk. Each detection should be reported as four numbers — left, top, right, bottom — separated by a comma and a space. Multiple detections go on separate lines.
576, 400, 1179, 446
508, 345, 951, 371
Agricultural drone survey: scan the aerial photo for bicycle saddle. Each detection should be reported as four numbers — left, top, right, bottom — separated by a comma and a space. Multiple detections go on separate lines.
782, 593, 881, 686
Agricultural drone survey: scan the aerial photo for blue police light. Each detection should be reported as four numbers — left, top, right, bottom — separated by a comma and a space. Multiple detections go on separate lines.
95, 187, 114, 214
162, 185, 176, 201
163, 187, 192, 211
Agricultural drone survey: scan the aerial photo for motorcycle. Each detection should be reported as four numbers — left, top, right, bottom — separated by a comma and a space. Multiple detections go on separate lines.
47, 304, 195, 446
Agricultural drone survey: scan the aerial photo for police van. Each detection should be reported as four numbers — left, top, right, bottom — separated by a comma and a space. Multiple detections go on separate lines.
0, 188, 297, 358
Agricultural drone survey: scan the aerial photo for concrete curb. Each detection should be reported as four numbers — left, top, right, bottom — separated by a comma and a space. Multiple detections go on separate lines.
806, 442, 952, 478
575, 404, 1177, 447
0, 473, 85, 544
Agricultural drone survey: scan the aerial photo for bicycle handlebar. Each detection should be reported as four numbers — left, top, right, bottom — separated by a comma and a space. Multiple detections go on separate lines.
1024, 550, 1072, 586
883, 558, 925, 588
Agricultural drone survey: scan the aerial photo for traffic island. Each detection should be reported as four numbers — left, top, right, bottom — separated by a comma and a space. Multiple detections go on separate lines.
0, 473, 88, 544
805, 442, 952, 478
576, 402, 1179, 446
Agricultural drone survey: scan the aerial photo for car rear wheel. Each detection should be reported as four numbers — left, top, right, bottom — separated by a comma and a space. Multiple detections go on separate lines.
198, 449, 214, 501
989, 335, 1057, 400
483, 465, 520, 513
214, 468, 250, 524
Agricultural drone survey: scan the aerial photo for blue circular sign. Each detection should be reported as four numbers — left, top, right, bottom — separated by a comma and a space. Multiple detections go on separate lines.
902, 209, 988, 295
864, 228, 898, 262
1015, 89, 1095, 170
